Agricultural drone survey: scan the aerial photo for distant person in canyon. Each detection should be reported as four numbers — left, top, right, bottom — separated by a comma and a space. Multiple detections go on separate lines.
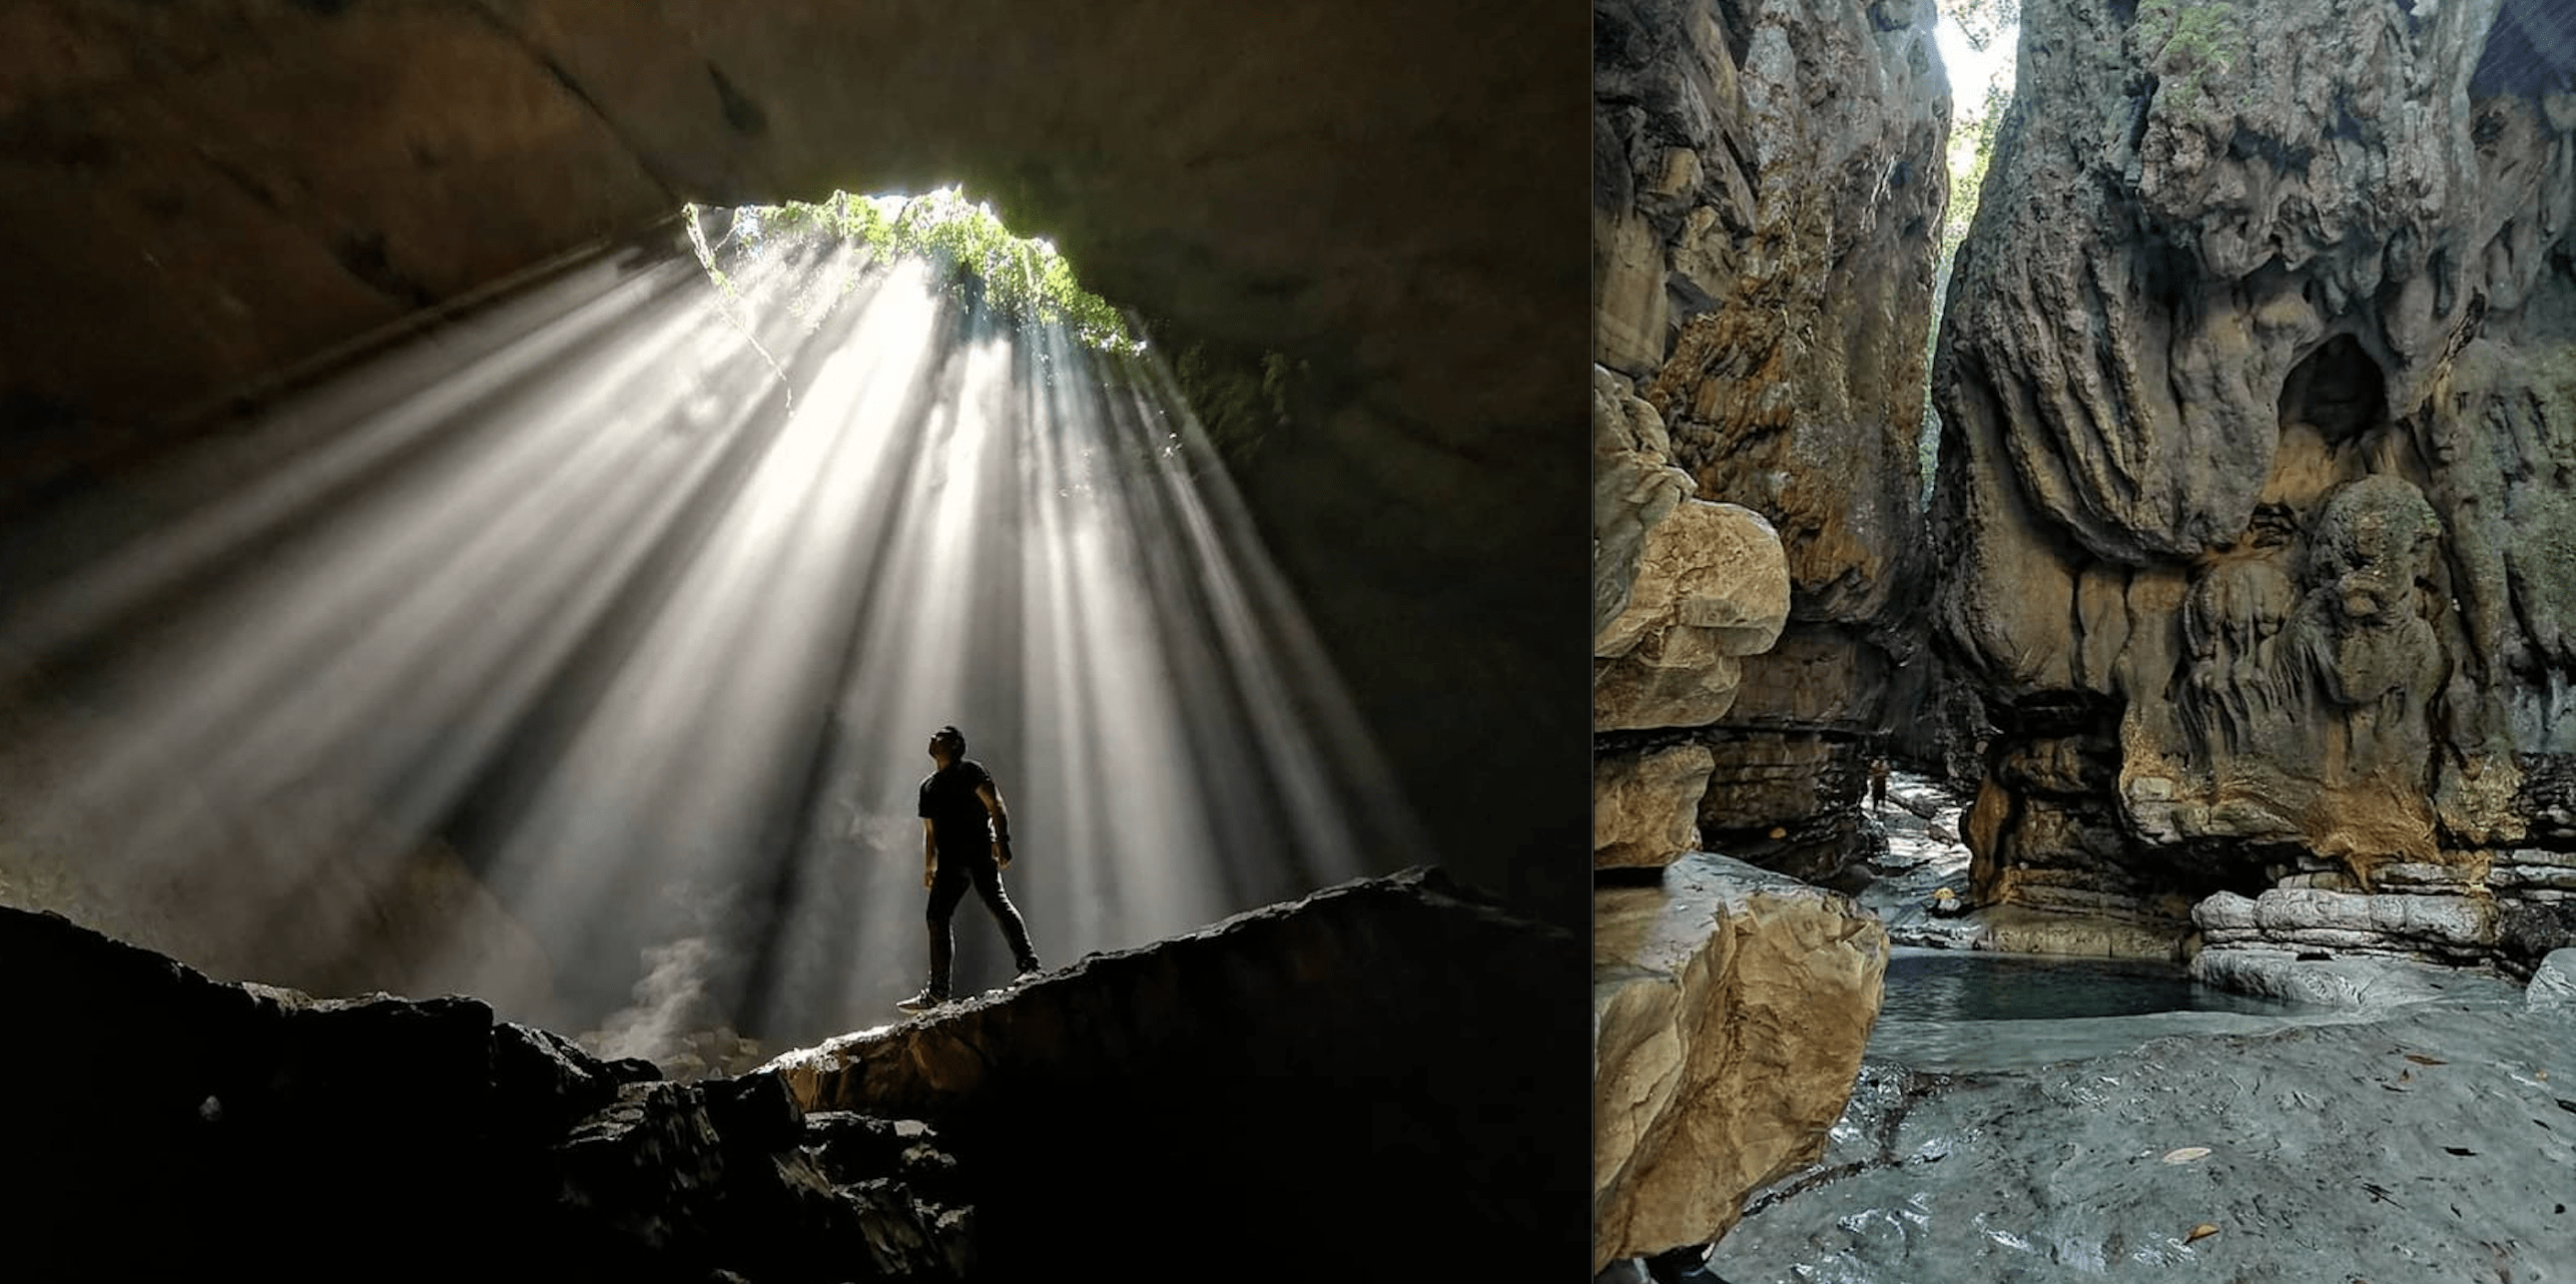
1870, 754, 1890, 813
899, 724, 1043, 1012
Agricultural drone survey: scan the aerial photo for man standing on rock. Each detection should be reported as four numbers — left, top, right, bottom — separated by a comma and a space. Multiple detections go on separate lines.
899, 725, 1043, 1012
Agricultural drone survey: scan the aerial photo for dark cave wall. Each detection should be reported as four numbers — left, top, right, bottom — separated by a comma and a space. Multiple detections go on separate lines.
0, 1, 1591, 931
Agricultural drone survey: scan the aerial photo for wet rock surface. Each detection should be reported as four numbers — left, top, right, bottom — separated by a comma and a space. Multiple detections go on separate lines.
1706, 978, 2576, 1283
765, 865, 1587, 1279
1595, 853, 1891, 1269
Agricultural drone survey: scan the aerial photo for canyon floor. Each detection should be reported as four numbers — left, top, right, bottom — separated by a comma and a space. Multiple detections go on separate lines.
1614, 773, 2576, 1283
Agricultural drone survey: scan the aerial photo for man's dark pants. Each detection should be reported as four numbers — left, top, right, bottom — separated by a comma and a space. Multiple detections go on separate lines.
926, 851, 1038, 996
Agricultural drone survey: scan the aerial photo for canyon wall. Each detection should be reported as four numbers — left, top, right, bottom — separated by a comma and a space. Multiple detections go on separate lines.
1932, 0, 2576, 960
1596, 0, 1950, 875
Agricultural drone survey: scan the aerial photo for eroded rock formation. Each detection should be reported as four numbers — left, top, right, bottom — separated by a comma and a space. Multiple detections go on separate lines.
1932, 0, 2576, 963
1593, 853, 1891, 1270
1595, 0, 1950, 866
1597, 744, 1720, 869
763, 866, 1584, 1280
1593, 378, 1794, 735
1593, 361, 1790, 869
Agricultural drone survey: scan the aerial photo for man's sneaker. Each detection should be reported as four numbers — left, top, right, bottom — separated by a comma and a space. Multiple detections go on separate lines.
896, 988, 946, 1012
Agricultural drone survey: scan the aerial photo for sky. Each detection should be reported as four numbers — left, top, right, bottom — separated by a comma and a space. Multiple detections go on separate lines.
1934, 9, 2020, 118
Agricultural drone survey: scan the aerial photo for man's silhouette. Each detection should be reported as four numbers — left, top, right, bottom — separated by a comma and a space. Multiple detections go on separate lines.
899, 725, 1042, 1011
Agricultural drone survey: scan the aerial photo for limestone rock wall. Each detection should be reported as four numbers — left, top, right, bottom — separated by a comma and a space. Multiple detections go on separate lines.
1593, 365, 1789, 870
1595, 0, 1949, 857
1933, 0, 2576, 943
1594, 853, 1891, 1270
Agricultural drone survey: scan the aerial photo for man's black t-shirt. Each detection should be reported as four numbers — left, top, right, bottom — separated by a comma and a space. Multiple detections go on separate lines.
919, 759, 996, 858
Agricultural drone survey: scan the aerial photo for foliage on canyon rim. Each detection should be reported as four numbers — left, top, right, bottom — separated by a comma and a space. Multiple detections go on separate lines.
1921, 4, 2021, 499
2134, 0, 2248, 127
686, 188, 1142, 354
1941, 0, 2021, 53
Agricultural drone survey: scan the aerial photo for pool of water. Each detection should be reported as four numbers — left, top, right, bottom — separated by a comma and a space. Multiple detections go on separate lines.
1867, 948, 2321, 1072
1877, 949, 2298, 1023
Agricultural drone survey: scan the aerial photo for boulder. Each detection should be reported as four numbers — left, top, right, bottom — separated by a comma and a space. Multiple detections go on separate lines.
1594, 494, 1792, 732
1593, 852, 1890, 1271
760, 866, 1587, 1280
1596, 362, 1699, 638
1595, 743, 1718, 870
2530, 949, 2576, 1011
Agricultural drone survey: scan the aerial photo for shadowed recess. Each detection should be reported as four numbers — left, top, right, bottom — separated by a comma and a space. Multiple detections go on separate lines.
0, 209, 1424, 1059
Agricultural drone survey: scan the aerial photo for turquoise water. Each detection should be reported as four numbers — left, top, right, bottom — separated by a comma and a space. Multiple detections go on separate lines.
1868, 948, 2319, 1073
1877, 948, 2298, 1023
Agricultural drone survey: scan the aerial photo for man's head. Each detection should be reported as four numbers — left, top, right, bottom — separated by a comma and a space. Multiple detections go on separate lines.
929, 725, 966, 764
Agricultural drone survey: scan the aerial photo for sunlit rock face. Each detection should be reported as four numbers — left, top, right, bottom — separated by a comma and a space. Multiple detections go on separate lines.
1932, 0, 2576, 955
1597, 745, 1719, 869
1593, 490, 1792, 733
0, 904, 971, 1284
1593, 853, 1890, 1271
0, 0, 1588, 931
1592, 361, 1788, 872
761, 867, 1584, 1280
1595, 0, 1949, 862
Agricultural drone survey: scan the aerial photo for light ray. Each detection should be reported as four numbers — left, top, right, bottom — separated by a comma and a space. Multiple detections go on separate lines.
0, 213, 1425, 1059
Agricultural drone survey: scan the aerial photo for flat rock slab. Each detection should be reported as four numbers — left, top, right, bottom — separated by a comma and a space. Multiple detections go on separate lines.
1707, 992, 2576, 1282
2191, 948, 2527, 1013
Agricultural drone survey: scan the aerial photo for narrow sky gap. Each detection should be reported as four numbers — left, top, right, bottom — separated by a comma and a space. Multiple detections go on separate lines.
0, 207, 1422, 1056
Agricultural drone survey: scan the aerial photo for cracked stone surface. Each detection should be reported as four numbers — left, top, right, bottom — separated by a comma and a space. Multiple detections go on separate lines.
1595, 852, 1890, 1270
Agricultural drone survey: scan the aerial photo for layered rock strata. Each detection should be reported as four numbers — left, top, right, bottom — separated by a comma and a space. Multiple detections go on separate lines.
1594, 852, 1891, 1271
1595, 0, 1949, 863
1931, 0, 2576, 943
2191, 846, 2576, 983
764, 866, 1586, 1280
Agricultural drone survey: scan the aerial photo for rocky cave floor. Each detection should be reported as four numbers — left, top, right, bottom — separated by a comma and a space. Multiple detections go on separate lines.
1610, 772, 2576, 1284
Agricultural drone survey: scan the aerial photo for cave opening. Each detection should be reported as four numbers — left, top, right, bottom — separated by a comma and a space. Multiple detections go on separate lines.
2276, 333, 2387, 446
0, 188, 1425, 1067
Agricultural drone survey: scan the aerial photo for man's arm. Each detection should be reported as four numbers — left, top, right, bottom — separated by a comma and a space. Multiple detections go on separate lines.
977, 781, 1012, 869
921, 819, 939, 889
